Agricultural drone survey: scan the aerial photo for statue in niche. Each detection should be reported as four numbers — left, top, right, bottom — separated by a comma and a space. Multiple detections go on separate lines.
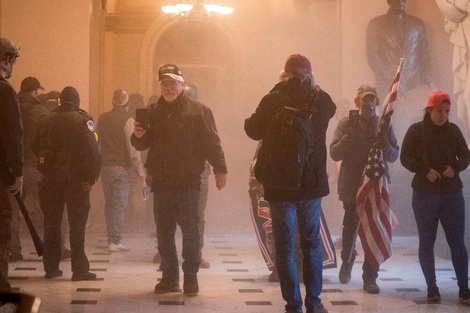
435, 0, 470, 135
366, 0, 432, 100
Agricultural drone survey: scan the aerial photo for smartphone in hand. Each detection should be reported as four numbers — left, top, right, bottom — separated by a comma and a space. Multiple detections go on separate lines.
349, 109, 359, 120
135, 108, 150, 130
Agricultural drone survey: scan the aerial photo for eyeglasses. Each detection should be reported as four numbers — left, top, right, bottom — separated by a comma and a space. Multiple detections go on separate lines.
160, 80, 180, 88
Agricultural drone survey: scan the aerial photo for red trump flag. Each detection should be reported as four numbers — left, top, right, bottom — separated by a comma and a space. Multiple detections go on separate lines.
355, 58, 404, 269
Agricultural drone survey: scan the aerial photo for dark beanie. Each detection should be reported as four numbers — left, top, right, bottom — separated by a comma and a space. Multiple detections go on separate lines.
60, 86, 80, 108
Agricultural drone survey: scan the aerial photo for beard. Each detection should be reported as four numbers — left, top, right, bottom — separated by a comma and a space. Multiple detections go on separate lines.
162, 92, 178, 103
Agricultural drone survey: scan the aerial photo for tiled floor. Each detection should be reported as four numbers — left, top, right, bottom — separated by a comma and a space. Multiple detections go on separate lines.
7, 231, 470, 313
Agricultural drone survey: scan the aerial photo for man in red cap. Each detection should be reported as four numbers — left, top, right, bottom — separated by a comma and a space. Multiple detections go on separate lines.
401, 91, 470, 303
245, 54, 335, 313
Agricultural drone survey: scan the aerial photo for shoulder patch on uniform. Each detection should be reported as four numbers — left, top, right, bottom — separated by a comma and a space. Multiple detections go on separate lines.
87, 120, 95, 132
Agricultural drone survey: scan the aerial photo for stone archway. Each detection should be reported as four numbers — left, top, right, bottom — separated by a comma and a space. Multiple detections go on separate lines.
139, 17, 238, 107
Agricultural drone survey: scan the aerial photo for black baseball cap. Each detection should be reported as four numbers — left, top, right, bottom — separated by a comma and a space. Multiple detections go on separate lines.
158, 64, 184, 82
20, 76, 44, 92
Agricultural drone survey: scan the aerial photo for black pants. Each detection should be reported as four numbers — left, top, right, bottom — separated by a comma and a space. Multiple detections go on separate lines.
0, 181, 12, 292
341, 201, 378, 283
39, 174, 90, 275
153, 188, 201, 280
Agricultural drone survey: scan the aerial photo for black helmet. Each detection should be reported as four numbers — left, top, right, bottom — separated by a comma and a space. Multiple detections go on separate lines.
0, 37, 19, 60
184, 82, 198, 100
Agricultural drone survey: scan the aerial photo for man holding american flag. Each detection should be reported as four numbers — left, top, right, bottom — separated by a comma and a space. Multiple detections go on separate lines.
330, 84, 399, 294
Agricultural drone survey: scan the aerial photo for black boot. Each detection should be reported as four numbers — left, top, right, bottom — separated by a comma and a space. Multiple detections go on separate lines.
154, 277, 180, 294
183, 274, 199, 296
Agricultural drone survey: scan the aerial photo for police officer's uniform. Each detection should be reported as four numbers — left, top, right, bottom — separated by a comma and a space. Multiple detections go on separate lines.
37, 86, 101, 280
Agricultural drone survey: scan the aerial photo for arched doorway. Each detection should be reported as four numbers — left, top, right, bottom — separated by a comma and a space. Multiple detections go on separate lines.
141, 19, 237, 109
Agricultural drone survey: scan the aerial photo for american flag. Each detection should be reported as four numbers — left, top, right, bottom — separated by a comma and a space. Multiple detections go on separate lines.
355, 58, 404, 269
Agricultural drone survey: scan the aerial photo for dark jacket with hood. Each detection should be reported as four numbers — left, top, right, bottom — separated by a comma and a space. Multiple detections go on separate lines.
36, 94, 101, 186
18, 90, 49, 167
400, 114, 470, 194
244, 77, 336, 202
131, 93, 227, 192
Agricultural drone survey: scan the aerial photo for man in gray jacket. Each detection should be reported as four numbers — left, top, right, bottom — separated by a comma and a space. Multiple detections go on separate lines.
330, 85, 399, 294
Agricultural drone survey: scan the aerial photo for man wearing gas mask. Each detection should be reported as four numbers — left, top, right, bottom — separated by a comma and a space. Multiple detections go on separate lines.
329, 85, 399, 294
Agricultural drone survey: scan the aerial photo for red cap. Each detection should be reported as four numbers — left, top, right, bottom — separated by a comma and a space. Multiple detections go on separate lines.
284, 54, 312, 74
427, 91, 451, 109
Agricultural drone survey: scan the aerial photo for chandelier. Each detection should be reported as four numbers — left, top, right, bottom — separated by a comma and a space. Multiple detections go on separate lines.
161, 0, 233, 21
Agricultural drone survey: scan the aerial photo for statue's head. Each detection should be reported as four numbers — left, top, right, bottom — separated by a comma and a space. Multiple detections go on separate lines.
387, 0, 406, 12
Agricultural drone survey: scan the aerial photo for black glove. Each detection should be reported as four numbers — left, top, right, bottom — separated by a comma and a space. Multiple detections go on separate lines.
376, 136, 389, 150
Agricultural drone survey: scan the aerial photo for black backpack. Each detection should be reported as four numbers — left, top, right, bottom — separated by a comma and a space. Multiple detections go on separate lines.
254, 86, 319, 190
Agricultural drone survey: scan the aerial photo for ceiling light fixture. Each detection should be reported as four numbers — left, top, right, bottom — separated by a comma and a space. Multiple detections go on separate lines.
161, 0, 233, 21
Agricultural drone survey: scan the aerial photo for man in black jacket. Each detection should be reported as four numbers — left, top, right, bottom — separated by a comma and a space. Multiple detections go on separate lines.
37, 86, 101, 281
131, 64, 227, 296
0, 37, 22, 292
9, 76, 48, 263
245, 54, 335, 313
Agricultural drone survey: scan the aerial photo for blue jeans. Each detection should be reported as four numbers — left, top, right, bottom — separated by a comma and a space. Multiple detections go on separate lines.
269, 198, 323, 310
101, 166, 130, 244
153, 188, 201, 280
412, 189, 468, 288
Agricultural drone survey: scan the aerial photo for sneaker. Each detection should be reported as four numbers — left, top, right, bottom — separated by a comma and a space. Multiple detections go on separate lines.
363, 280, 380, 294
339, 262, 353, 284
154, 279, 180, 294
199, 258, 210, 269
108, 242, 130, 252
44, 269, 63, 279
183, 274, 199, 296
427, 285, 440, 302
459, 286, 470, 303
153, 252, 161, 263
71, 272, 97, 281
8, 253, 23, 263
61, 248, 72, 261
306, 304, 329, 313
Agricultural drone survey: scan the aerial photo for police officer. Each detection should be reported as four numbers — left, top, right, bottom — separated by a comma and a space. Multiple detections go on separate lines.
37, 86, 101, 281
0, 37, 22, 292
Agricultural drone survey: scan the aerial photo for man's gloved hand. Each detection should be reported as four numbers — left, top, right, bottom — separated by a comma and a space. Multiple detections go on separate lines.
9, 176, 23, 196
377, 136, 389, 150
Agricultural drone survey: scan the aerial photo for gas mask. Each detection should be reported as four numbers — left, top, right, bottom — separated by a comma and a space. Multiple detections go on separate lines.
359, 98, 377, 118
